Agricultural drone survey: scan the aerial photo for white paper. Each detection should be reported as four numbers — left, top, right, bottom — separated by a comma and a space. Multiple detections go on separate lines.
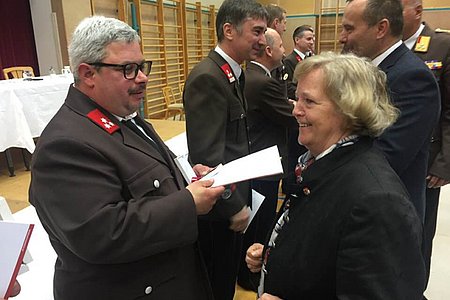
164, 132, 189, 157
243, 189, 266, 233
0, 221, 33, 298
202, 145, 283, 187
173, 153, 197, 183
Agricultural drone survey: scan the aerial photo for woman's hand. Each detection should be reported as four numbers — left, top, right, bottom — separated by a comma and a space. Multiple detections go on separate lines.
246, 243, 264, 273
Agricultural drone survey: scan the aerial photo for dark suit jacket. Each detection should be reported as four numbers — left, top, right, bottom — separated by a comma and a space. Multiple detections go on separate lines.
413, 23, 450, 180
263, 137, 425, 299
183, 50, 250, 219
284, 51, 302, 100
245, 62, 297, 178
376, 43, 440, 220
29, 86, 212, 300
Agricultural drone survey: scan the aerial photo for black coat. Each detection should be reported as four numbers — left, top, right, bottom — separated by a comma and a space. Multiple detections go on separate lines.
263, 137, 425, 299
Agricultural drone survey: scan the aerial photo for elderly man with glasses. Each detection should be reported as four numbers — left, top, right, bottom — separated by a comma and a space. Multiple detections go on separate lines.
29, 16, 225, 300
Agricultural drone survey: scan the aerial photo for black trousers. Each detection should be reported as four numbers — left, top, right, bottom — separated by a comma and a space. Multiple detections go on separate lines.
423, 187, 441, 289
197, 218, 243, 300
237, 179, 280, 292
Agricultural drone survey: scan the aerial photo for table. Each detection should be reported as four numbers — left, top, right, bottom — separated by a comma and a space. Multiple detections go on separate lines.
0, 75, 73, 153
148, 119, 185, 141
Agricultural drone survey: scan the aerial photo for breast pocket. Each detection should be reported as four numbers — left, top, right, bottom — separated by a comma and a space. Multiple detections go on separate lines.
228, 103, 247, 144
126, 161, 176, 200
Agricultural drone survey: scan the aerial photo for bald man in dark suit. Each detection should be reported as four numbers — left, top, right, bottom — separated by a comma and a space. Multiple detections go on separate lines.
238, 28, 297, 292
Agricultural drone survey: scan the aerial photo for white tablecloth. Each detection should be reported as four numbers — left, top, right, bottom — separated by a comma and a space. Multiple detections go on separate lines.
13, 206, 55, 300
0, 75, 72, 153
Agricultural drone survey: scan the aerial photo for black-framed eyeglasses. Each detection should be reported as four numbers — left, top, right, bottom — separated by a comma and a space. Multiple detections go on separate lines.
87, 60, 152, 80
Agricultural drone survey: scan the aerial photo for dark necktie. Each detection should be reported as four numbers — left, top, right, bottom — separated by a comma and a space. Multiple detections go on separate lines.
238, 72, 245, 94
122, 118, 161, 153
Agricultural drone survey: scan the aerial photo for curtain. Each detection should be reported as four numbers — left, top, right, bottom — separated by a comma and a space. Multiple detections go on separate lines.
0, 0, 40, 80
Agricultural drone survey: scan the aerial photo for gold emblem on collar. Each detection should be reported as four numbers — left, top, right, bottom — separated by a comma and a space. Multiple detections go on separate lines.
415, 35, 430, 53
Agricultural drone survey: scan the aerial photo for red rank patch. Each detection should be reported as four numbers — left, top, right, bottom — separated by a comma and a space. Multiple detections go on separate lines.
221, 63, 236, 83
87, 109, 119, 134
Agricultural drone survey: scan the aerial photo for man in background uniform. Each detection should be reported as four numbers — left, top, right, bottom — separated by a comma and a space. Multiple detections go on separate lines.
183, 1, 268, 299
402, 0, 450, 294
238, 28, 298, 292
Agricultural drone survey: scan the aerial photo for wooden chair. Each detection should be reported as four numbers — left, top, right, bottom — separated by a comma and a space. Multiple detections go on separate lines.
162, 86, 184, 120
3, 66, 35, 79
1, 66, 34, 176
179, 82, 185, 95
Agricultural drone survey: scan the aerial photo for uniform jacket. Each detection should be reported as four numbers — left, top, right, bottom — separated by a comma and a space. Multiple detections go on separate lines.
284, 51, 302, 100
263, 137, 425, 299
413, 23, 450, 180
184, 50, 250, 219
376, 43, 440, 220
29, 86, 212, 300
245, 62, 297, 178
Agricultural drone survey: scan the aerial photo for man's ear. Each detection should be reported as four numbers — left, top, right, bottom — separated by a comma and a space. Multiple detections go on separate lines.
78, 63, 96, 88
414, 4, 423, 20
265, 45, 272, 58
223, 22, 234, 41
376, 18, 389, 39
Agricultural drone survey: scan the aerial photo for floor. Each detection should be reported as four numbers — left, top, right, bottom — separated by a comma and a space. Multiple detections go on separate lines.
1, 165, 449, 300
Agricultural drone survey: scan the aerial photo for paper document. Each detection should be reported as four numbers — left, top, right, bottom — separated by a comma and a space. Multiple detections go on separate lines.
202, 145, 283, 187
164, 132, 189, 157
0, 221, 34, 299
173, 153, 197, 183
243, 189, 266, 233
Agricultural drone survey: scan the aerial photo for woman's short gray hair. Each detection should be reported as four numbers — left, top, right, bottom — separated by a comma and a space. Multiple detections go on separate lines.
294, 52, 398, 137
68, 16, 140, 83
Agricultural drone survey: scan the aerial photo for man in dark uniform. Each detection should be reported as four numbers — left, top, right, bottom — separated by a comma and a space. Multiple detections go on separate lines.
238, 28, 298, 292
402, 0, 450, 294
284, 25, 315, 100
282, 25, 314, 194
29, 16, 224, 300
183, 1, 268, 299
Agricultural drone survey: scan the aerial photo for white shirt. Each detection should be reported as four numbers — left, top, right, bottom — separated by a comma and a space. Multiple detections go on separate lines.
114, 112, 155, 142
404, 23, 426, 50
249, 61, 271, 77
293, 48, 306, 60
215, 45, 242, 79
371, 40, 403, 67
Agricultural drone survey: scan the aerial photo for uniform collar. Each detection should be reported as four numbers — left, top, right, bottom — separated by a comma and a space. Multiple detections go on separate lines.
293, 48, 306, 60
404, 23, 426, 50
215, 45, 242, 78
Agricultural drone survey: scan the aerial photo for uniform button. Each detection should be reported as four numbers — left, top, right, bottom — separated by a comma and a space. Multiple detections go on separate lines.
153, 180, 160, 189
303, 187, 311, 195
240, 113, 244, 119
222, 188, 232, 199
145, 286, 153, 294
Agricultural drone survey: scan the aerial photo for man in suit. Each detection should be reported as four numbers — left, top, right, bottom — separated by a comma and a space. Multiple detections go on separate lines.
402, 0, 450, 293
29, 16, 225, 300
237, 28, 298, 292
339, 0, 440, 222
282, 25, 314, 195
284, 25, 315, 100
183, 1, 268, 299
